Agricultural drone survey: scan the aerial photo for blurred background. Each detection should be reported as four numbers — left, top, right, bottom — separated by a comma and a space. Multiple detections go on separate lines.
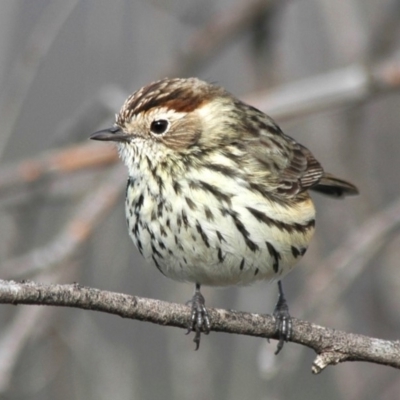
0, 0, 399, 399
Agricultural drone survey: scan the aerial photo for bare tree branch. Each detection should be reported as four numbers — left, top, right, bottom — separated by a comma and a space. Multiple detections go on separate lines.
244, 58, 400, 120
0, 264, 78, 394
0, 279, 398, 374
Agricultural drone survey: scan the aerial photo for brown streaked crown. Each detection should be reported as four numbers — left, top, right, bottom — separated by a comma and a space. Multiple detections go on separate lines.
116, 77, 222, 126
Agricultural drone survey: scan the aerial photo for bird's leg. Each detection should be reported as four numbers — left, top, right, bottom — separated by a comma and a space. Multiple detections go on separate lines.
186, 283, 211, 350
273, 280, 292, 354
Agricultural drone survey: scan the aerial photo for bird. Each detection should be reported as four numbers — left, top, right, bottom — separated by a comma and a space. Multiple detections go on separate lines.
90, 77, 358, 353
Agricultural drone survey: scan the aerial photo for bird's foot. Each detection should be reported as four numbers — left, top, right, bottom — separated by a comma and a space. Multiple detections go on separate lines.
186, 284, 210, 350
273, 281, 292, 355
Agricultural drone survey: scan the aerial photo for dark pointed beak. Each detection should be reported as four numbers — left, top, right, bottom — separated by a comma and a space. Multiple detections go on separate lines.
90, 126, 130, 143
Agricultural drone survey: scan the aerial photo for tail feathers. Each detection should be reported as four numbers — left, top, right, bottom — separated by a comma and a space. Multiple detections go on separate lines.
311, 173, 359, 198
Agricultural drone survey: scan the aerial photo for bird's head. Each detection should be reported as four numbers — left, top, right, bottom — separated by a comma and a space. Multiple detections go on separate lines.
90, 77, 245, 171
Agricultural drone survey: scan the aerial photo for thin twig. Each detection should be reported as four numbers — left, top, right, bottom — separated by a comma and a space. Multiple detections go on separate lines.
167, 0, 278, 76
304, 195, 400, 319
0, 279, 398, 374
0, 142, 117, 194
1, 164, 126, 279
0, 0, 80, 160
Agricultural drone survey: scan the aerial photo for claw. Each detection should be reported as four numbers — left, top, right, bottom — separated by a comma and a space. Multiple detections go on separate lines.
186, 283, 210, 350
273, 281, 292, 355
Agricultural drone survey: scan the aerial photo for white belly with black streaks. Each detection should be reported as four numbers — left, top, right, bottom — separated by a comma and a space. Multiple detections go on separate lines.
125, 164, 315, 287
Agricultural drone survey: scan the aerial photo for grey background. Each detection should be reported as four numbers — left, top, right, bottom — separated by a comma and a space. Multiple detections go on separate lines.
0, 0, 400, 399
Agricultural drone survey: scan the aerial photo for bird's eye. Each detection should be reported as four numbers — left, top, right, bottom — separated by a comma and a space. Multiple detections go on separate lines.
150, 119, 169, 135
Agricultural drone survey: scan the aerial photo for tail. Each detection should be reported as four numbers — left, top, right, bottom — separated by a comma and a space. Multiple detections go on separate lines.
311, 173, 359, 198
